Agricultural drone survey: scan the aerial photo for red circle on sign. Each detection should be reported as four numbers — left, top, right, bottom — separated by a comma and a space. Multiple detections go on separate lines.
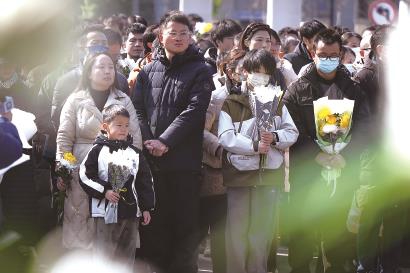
368, 0, 398, 25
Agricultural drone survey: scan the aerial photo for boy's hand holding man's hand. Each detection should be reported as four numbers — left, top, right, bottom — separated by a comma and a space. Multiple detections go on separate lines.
56, 177, 67, 191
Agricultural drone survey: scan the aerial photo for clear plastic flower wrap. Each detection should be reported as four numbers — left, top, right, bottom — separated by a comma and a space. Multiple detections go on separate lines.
313, 96, 354, 197
104, 150, 136, 224
248, 85, 284, 169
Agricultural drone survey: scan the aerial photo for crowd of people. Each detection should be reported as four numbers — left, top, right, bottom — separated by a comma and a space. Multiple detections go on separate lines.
0, 9, 407, 273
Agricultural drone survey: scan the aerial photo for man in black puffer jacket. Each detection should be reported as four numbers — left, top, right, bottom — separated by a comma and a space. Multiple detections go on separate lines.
132, 12, 213, 273
284, 19, 326, 75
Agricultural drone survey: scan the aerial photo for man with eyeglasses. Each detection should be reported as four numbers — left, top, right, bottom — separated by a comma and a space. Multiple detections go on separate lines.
283, 28, 370, 273
132, 12, 213, 273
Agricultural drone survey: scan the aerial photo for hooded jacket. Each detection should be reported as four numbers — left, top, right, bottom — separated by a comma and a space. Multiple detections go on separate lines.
218, 91, 298, 187
79, 134, 154, 220
132, 45, 213, 172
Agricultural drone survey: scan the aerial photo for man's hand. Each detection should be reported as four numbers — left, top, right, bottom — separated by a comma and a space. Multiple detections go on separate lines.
315, 152, 346, 169
105, 190, 120, 203
141, 211, 151, 226
258, 141, 269, 154
260, 130, 275, 145
144, 139, 169, 157
56, 177, 66, 191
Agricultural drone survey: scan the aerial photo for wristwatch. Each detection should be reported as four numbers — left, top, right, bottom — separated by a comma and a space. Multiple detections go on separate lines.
271, 132, 279, 145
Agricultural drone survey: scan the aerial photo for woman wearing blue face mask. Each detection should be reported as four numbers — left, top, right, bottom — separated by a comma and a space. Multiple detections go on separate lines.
218, 49, 299, 273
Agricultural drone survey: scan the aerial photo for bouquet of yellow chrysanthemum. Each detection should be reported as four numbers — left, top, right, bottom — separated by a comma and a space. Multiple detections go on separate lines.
54, 152, 78, 223
313, 97, 354, 196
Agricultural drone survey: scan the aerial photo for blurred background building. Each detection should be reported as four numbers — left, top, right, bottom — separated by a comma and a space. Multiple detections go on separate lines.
76, 0, 403, 32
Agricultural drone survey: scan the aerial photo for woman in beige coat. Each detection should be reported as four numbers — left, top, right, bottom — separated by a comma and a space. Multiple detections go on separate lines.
56, 53, 142, 249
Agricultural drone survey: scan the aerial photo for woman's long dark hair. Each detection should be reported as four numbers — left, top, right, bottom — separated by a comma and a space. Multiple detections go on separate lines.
218, 47, 246, 77
76, 52, 118, 92
217, 47, 246, 94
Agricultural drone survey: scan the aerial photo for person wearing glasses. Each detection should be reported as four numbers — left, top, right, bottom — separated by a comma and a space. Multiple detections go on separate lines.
132, 12, 213, 273
283, 28, 370, 273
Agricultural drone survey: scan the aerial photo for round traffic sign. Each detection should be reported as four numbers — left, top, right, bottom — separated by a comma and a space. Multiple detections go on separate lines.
368, 0, 398, 25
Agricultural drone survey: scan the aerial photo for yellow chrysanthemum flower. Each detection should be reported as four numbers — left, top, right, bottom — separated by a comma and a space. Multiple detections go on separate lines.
340, 112, 351, 128
197, 22, 214, 35
318, 124, 325, 136
325, 114, 338, 125
63, 152, 77, 164
203, 22, 213, 33
317, 107, 331, 120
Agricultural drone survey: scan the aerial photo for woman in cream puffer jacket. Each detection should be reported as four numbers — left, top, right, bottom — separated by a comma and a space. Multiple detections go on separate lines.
56, 53, 141, 249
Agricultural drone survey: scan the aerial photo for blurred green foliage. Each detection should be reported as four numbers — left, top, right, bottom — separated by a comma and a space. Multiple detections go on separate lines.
213, 0, 223, 17
79, 0, 131, 19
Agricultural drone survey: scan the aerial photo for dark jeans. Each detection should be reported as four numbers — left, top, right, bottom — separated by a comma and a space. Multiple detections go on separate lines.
357, 192, 410, 273
199, 194, 227, 273
288, 177, 355, 273
139, 171, 200, 273
356, 188, 383, 273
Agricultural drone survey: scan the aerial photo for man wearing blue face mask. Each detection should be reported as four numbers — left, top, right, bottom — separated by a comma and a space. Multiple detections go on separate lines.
50, 28, 109, 130
283, 29, 370, 273
51, 27, 129, 130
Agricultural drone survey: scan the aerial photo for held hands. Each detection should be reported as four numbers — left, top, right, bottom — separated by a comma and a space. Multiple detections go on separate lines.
141, 211, 151, 226
258, 141, 269, 154
258, 130, 275, 154
144, 139, 169, 157
260, 130, 275, 145
105, 190, 120, 203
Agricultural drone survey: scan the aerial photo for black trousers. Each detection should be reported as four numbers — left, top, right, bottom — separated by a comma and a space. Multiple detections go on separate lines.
198, 194, 227, 273
288, 176, 355, 273
358, 196, 410, 273
139, 171, 200, 273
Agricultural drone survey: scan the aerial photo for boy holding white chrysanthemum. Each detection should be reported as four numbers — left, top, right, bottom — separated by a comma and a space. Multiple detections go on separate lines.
79, 104, 154, 265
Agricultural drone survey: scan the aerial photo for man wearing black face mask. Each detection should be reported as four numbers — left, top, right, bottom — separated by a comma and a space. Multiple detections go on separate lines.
283, 29, 370, 273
